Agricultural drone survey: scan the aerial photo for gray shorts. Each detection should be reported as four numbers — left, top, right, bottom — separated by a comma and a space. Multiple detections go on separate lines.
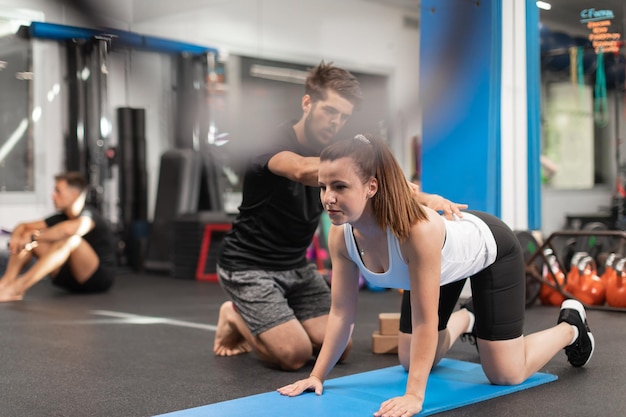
217, 264, 331, 336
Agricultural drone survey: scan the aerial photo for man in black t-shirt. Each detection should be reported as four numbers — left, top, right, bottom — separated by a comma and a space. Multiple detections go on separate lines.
214, 61, 466, 371
0, 172, 116, 301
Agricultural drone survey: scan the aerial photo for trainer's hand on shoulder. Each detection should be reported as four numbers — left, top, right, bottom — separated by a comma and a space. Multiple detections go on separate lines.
277, 376, 323, 397
418, 193, 468, 220
374, 394, 423, 417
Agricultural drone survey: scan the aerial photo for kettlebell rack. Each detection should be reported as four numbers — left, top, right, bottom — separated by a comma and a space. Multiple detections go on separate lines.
526, 230, 626, 312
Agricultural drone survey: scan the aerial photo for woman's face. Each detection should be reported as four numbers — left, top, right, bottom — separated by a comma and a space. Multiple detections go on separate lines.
319, 156, 376, 225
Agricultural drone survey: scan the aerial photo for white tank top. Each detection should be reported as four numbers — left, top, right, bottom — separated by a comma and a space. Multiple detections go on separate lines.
343, 212, 497, 290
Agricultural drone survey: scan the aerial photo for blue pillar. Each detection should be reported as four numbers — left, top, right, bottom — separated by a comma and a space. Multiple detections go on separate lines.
420, 0, 502, 215
526, 0, 542, 230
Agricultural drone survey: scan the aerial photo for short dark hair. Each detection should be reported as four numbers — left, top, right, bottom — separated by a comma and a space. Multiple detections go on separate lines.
305, 61, 363, 109
54, 171, 88, 192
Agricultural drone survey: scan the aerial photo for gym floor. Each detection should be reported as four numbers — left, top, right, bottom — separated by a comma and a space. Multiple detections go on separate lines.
1, 270, 623, 417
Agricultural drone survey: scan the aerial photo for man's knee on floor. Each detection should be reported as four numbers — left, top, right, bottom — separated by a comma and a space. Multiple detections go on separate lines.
272, 343, 313, 371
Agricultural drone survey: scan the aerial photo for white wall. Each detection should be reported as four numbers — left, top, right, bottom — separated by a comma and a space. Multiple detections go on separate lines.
0, 0, 421, 229
97, 47, 167, 221
1, 0, 612, 241
129, 0, 421, 168
542, 186, 613, 235
0, 3, 64, 227
0, 0, 136, 228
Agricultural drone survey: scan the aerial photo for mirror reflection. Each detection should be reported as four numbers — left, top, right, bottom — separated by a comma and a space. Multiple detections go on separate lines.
0, 28, 32, 191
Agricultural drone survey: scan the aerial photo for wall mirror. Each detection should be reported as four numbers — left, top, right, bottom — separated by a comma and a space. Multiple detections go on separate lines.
0, 14, 35, 192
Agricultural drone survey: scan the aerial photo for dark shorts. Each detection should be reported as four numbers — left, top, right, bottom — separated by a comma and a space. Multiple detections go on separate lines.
217, 263, 331, 336
400, 211, 526, 341
52, 263, 115, 294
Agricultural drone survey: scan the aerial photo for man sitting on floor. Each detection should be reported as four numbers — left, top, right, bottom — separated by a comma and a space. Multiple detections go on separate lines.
0, 171, 116, 301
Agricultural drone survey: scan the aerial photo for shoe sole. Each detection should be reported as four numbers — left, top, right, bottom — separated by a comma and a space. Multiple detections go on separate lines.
561, 299, 595, 367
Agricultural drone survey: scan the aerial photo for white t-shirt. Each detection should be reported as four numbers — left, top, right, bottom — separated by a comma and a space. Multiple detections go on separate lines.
343, 212, 497, 290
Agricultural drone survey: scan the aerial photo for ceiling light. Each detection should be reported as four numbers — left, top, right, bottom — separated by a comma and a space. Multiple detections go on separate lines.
250, 64, 307, 84
536, 1, 551, 11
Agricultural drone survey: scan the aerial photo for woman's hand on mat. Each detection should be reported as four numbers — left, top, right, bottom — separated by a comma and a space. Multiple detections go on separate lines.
277, 376, 323, 397
374, 394, 422, 417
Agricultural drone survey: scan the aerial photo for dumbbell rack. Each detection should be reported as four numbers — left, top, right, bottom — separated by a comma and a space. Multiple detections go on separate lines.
526, 230, 626, 312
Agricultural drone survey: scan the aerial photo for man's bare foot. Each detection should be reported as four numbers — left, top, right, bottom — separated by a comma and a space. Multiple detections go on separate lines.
213, 301, 252, 356
0, 287, 24, 302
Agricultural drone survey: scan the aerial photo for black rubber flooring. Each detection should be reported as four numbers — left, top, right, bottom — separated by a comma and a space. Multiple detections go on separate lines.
0, 270, 623, 417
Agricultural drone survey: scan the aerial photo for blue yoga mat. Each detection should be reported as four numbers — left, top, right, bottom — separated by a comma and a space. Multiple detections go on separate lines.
155, 358, 557, 417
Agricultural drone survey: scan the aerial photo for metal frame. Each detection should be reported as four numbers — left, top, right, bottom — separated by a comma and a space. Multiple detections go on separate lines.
526, 230, 626, 312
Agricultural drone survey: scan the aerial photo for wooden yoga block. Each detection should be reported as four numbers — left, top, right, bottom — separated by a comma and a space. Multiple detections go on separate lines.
372, 331, 398, 354
379, 312, 401, 336
372, 312, 400, 354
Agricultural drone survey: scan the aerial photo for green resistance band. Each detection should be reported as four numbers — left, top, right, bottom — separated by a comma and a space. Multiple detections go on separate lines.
594, 48, 609, 128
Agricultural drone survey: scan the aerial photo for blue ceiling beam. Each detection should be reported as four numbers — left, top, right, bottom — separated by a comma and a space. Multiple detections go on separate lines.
28, 21, 218, 56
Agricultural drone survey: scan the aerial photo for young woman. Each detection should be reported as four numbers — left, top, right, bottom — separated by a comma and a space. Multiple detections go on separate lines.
278, 134, 594, 417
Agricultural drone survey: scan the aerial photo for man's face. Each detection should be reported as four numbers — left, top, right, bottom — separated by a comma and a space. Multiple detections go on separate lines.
52, 180, 80, 211
303, 90, 354, 152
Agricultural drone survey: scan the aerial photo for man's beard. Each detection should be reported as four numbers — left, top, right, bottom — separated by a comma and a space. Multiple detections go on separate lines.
303, 112, 328, 154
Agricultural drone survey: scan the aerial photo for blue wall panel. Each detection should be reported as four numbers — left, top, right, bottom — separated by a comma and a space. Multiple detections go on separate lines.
526, 0, 542, 229
420, 1, 501, 215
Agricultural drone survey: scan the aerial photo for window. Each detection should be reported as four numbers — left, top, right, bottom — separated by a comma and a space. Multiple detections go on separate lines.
539, 1, 624, 190
0, 19, 33, 192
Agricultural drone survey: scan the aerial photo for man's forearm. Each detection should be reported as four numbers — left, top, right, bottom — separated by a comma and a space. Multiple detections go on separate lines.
12, 223, 35, 239
36, 225, 69, 242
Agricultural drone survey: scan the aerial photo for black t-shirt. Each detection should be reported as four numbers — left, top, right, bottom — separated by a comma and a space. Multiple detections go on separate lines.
218, 122, 323, 271
45, 205, 117, 269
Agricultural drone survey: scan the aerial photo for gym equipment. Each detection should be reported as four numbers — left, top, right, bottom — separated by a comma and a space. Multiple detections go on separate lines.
144, 145, 226, 274
526, 230, 626, 312
193, 216, 233, 282
26, 21, 219, 56
117, 107, 148, 270
573, 222, 614, 273
144, 149, 203, 272
600, 252, 619, 284
541, 30, 575, 72
539, 249, 566, 306
606, 257, 626, 308
64, 36, 112, 217
514, 230, 543, 307
567, 255, 605, 306
603, 53, 626, 90
174, 53, 209, 150
564, 251, 591, 291
0, 250, 7, 276
24, 20, 223, 270
572, 37, 596, 74
154, 359, 557, 417
306, 234, 330, 277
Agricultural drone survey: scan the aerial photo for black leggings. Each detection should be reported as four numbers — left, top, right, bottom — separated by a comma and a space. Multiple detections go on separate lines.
400, 211, 526, 341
